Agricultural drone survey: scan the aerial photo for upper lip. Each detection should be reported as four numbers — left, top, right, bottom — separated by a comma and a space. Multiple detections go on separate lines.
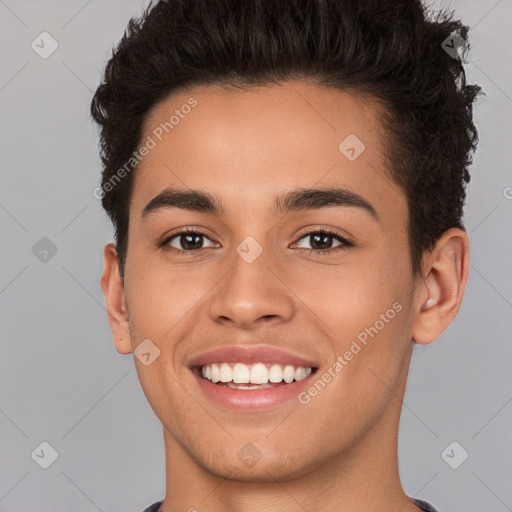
188, 346, 319, 369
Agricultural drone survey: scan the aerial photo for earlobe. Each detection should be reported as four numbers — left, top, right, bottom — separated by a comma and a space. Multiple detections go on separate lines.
412, 228, 470, 345
100, 243, 133, 354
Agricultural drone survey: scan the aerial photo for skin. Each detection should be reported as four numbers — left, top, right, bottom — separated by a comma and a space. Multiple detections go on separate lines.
101, 80, 469, 512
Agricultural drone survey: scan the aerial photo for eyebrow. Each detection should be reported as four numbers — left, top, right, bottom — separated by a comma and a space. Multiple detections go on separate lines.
141, 186, 378, 221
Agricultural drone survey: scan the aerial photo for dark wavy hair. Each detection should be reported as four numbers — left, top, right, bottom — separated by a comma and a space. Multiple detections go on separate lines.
91, 0, 481, 280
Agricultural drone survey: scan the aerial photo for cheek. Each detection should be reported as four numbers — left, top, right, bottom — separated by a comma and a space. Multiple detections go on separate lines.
292, 256, 406, 335
124, 255, 211, 335
309, 254, 412, 397
327, 270, 413, 421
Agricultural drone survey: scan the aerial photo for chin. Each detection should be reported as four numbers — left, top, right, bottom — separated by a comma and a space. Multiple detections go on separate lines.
195, 448, 317, 483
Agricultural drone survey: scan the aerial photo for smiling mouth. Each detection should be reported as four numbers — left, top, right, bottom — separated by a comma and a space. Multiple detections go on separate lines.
194, 362, 316, 390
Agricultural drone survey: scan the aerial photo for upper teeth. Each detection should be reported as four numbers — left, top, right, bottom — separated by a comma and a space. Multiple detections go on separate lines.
201, 363, 312, 384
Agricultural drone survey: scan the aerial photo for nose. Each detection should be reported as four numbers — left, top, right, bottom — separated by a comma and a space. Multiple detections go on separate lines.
208, 244, 295, 330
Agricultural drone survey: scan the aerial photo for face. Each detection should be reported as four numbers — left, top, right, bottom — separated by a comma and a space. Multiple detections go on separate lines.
111, 81, 421, 481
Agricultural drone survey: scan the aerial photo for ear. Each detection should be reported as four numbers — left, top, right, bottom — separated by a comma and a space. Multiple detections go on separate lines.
100, 243, 133, 354
411, 228, 470, 345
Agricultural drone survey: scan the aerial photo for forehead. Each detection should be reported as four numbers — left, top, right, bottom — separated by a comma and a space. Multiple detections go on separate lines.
131, 80, 405, 222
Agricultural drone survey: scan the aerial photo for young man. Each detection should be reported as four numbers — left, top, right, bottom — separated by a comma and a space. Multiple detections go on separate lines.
91, 0, 480, 510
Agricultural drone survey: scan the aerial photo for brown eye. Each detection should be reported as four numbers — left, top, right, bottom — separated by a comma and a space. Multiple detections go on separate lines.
161, 228, 218, 253
294, 230, 353, 254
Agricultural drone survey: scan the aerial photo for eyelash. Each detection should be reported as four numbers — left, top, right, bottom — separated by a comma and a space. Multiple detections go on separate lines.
158, 227, 354, 256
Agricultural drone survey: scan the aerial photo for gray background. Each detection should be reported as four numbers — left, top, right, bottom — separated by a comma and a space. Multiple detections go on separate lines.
1, 0, 511, 510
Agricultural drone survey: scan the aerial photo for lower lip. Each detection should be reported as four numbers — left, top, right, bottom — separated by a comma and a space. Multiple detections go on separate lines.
192, 371, 315, 411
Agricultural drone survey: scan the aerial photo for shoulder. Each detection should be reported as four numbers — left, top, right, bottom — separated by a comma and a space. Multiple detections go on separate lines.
141, 500, 163, 512
412, 497, 441, 512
